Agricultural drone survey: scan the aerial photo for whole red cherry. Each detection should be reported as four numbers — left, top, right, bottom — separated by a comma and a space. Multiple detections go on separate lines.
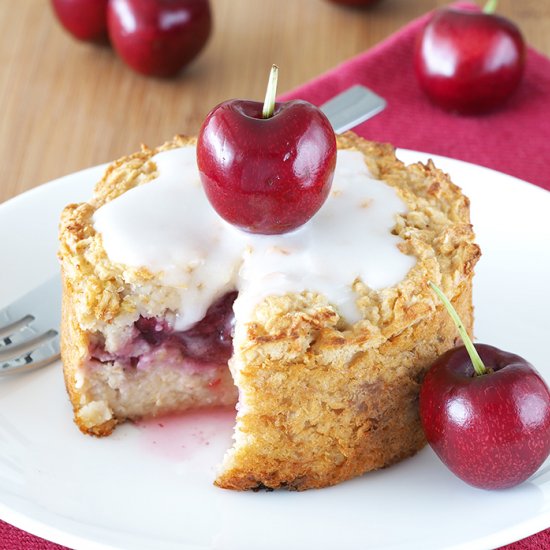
51, 0, 109, 43
107, 0, 212, 77
197, 66, 337, 235
420, 283, 550, 490
414, 1, 525, 114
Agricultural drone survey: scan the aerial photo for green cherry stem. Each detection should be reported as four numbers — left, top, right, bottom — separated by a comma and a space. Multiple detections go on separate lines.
429, 281, 487, 376
483, 0, 498, 14
262, 64, 279, 119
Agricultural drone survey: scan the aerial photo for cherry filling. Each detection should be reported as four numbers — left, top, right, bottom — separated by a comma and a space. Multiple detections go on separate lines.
91, 292, 237, 368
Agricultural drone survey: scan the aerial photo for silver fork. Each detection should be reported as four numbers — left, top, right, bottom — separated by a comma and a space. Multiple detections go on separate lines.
0, 276, 61, 377
0, 85, 386, 376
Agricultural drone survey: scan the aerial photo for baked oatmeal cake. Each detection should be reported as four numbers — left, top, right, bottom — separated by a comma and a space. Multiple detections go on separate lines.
58, 131, 480, 490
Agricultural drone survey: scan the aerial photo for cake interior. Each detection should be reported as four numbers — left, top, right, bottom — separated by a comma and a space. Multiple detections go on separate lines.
91, 291, 237, 369
83, 292, 239, 424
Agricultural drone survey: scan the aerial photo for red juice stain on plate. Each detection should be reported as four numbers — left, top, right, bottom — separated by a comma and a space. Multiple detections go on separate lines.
135, 406, 236, 461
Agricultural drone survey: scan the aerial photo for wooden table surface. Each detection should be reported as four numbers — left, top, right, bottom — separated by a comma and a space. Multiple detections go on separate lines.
1, 0, 549, 204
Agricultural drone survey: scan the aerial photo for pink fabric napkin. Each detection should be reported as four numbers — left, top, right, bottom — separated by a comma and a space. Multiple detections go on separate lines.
1, 519, 548, 550
280, 3, 550, 190
0, 523, 68, 549
2, 3, 549, 549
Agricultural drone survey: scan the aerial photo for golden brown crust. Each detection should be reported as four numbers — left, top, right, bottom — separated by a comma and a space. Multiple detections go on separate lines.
216, 281, 473, 490
58, 131, 481, 489
61, 271, 119, 436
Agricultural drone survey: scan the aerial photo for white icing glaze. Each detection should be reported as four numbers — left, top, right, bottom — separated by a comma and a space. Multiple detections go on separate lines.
93, 146, 416, 330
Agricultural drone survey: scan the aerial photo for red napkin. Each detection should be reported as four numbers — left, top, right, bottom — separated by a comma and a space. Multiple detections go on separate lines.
0, 524, 68, 549
2, 3, 549, 549
280, 2, 550, 190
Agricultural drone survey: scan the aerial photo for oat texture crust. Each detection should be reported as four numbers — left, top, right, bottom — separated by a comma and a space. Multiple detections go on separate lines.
59, 132, 480, 490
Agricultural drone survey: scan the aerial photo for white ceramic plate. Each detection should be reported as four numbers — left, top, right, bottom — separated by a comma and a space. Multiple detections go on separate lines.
1, 152, 550, 550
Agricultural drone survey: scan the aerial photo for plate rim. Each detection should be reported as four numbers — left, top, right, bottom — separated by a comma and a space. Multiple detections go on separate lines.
1, 151, 549, 550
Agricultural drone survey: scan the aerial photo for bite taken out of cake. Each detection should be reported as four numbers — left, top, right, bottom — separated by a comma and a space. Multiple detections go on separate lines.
58, 131, 480, 491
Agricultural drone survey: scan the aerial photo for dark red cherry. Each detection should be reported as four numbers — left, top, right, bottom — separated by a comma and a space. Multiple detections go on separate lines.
196, 66, 336, 235
414, 4, 525, 113
51, 0, 109, 43
107, 0, 212, 77
419, 283, 550, 489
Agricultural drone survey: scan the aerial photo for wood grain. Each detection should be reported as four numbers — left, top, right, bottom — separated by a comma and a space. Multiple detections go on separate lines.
0, 0, 548, 203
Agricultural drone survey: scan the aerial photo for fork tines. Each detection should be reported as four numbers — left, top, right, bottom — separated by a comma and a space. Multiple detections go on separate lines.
0, 276, 62, 376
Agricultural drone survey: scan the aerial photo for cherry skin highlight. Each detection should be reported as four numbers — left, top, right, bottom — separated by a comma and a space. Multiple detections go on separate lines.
414, 6, 525, 113
107, 0, 212, 77
197, 99, 337, 235
420, 344, 550, 489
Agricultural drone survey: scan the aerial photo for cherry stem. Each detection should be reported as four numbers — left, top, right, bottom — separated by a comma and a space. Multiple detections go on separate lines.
483, 0, 498, 14
429, 282, 487, 376
262, 64, 279, 119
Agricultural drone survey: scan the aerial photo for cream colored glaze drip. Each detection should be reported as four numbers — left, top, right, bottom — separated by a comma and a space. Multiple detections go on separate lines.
93, 146, 416, 330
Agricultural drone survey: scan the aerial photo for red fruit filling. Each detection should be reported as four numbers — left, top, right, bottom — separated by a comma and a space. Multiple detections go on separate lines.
90, 292, 237, 369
